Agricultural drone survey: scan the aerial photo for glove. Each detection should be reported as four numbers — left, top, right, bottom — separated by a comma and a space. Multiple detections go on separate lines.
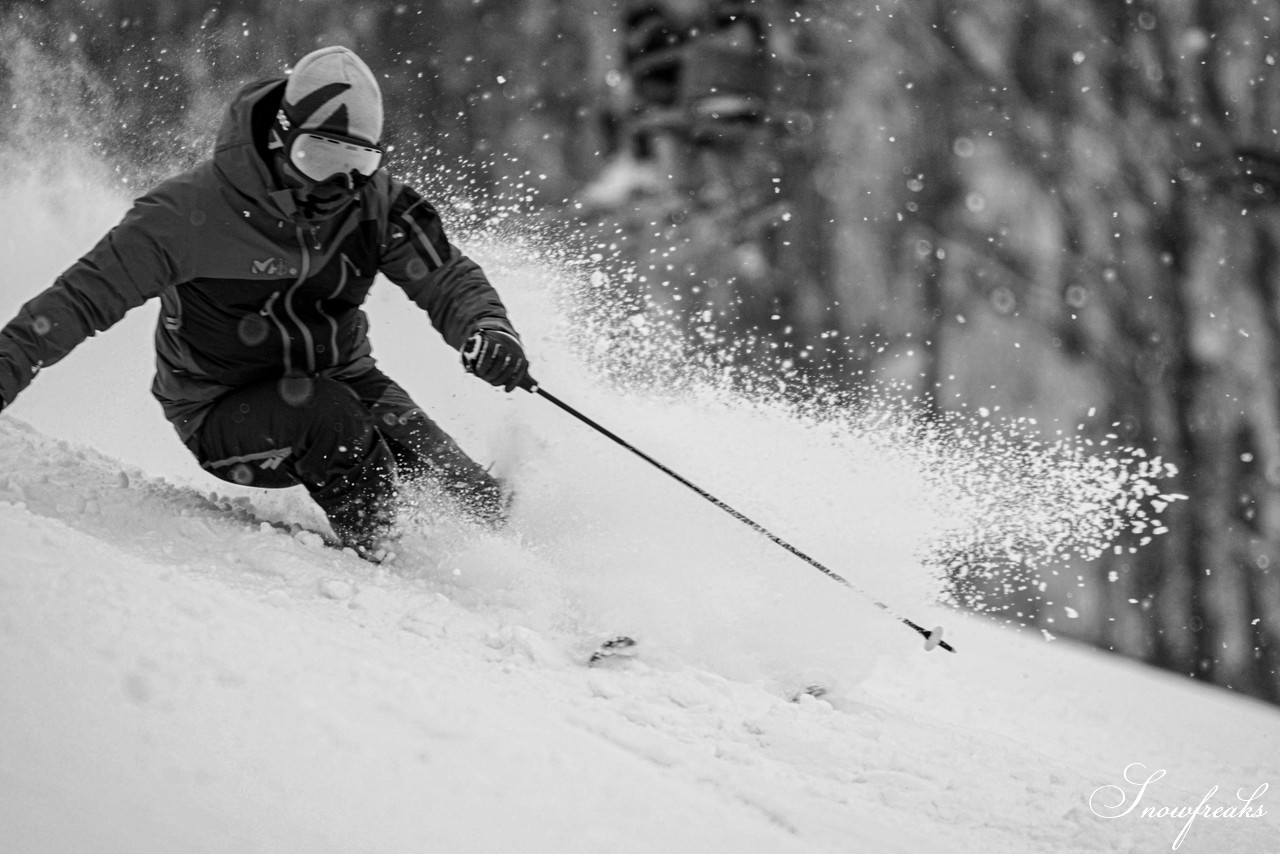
461, 328, 532, 392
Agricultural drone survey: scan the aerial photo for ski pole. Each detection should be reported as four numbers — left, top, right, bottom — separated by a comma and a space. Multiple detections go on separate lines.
524, 382, 955, 653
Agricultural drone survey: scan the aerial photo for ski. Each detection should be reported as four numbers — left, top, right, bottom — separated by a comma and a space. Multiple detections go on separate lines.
587, 635, 639, 666
790, 684, 830, 703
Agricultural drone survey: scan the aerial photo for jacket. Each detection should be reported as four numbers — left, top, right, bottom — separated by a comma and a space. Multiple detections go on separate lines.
0, 76, 516, 445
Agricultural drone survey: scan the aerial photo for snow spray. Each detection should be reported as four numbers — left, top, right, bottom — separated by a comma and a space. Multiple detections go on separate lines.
0, 19, 1182, 697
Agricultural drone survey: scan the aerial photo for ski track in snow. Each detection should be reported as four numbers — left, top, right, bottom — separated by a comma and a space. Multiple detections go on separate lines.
1, 417, 1278, 854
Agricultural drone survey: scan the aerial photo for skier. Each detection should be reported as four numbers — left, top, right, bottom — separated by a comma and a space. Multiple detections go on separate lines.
0, 46, 532, 560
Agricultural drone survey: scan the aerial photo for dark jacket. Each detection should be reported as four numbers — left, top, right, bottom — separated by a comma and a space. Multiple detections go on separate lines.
0, 77, 515, 445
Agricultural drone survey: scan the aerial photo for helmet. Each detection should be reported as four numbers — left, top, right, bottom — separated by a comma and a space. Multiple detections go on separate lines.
273, 46, 384, 207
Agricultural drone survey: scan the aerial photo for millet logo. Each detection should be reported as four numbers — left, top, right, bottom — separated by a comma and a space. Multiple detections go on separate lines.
251, 257, 293, 276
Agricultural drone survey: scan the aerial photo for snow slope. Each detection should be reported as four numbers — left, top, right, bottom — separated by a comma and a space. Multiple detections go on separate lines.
1, 152, 1278, 854
1, 414, 1277, 854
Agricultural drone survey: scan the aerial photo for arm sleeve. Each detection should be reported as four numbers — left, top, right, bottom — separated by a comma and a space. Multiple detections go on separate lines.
378, 181, 516, 350
0, 194, 178, 406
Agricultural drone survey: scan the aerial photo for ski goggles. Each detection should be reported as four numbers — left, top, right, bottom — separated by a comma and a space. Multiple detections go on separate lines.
288, 131, 383, 187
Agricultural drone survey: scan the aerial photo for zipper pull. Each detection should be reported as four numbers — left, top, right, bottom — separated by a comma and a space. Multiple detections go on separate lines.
309, 226, 321, 250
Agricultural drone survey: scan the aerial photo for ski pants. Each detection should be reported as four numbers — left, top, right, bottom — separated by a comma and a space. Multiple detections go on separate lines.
191, 369, 503, 544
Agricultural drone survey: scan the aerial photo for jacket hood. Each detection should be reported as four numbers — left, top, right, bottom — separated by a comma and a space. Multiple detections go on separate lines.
211, 76, 302, 220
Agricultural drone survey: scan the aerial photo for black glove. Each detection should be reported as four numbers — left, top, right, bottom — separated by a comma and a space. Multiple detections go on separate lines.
461, 328, 532, 392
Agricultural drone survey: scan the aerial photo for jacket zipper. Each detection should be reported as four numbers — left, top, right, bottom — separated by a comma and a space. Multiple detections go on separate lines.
320, 256, 350, 370
259, 291, 293, 375
286, 226, 318, 375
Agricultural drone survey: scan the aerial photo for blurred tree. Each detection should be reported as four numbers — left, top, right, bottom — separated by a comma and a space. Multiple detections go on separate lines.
586, 0, 1279, 703
867, 0, 1280, 702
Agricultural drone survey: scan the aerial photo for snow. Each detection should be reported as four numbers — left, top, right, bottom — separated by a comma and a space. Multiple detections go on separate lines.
2, 163, 1278, 854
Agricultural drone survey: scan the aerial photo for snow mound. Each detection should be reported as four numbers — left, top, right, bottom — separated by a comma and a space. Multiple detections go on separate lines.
1, 418, 1276, 854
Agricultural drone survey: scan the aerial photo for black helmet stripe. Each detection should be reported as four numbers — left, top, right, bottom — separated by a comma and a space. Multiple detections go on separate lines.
288, 81, 352, 132
323, 104, 351, 136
